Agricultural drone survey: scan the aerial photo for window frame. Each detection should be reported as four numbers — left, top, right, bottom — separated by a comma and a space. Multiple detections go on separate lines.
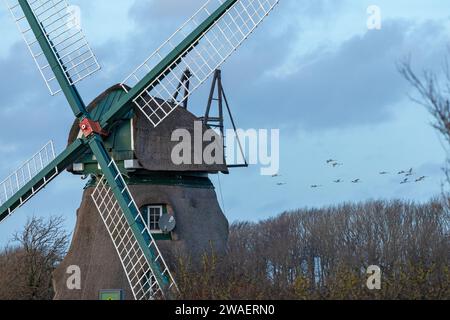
144, 204, 164, 234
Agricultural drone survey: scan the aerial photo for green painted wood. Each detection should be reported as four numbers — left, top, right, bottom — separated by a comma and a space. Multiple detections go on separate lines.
152, 233, 171, 241
93, 91, 118, 120
73, 87, 133, 172
125, 174, 214, 189
0, 139, 88, 223
89, 89, 131, 122
99, 0, 238, 129
18, 0, 87, 118
88, 135, 172, 297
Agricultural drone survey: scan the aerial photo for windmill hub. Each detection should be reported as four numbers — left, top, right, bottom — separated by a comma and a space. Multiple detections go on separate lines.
79, 118, 108, 138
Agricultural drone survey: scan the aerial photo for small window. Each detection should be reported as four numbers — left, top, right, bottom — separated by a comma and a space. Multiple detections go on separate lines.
141, 205, 164, 233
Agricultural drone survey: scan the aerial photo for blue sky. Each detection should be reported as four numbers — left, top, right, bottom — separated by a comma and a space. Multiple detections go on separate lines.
0, 0, 449, 245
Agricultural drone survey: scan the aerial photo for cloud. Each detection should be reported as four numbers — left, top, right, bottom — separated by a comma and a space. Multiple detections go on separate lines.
117, 1, 450, 132
2, 2, 448, 150
130, 0, 206, 23
217, 19, 450, 131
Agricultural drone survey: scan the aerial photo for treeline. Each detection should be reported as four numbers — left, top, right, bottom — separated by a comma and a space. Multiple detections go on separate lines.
176, 199, 450, 300
0, 216, 68, 300
0, 199, 448, 300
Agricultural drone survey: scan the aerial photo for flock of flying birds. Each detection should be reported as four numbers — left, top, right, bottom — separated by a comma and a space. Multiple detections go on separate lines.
273, 159, 428, 188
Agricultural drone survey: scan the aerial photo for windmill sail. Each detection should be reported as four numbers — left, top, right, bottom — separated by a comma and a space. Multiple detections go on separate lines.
4, 0, 100, 95
121, 0, 279, 127
91, 159, 178, 300
0, 141, 55, 207
0, 139, 88, 223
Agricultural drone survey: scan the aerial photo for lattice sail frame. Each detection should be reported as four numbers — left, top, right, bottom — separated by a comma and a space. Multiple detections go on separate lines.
0, 141, 57, 216
4, 0, 101, 95
91, 159, 178, 300
122, 0, 279, 127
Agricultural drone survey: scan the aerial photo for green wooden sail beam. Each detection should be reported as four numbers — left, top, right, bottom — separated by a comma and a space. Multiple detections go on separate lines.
88, 135, 173, 297
0, 139, 88, 223
99, 0, 238, 129
18, 0, 88, 118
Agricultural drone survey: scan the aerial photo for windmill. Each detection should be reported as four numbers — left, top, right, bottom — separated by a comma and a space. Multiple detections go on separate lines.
0, 0, 279, 300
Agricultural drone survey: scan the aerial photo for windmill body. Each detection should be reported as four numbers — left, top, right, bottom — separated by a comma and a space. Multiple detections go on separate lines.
52, 84, 230, 299
0, 0, 280, 300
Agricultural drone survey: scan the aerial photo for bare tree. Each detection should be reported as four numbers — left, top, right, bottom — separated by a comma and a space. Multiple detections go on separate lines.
0, 216, 69, 300
399, 55, 450, 142
399, 54, 450, 182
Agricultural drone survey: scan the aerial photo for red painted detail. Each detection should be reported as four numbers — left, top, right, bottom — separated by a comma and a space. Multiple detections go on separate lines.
79, 118, 109, 138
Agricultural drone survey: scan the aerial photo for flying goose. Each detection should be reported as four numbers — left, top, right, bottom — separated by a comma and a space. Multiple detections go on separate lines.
415, 176, 427, 182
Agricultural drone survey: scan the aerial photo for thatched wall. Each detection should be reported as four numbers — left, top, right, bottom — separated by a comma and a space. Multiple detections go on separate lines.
53, 183, 228, 300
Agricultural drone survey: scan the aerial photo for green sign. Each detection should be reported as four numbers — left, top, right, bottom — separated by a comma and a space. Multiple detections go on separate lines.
99, 290, 124, 301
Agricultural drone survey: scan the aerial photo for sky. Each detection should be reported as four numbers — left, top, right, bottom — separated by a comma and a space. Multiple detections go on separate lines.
0, 0, 450, 245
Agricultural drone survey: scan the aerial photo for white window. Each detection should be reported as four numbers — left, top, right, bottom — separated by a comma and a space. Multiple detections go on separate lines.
142, 205, 163, 233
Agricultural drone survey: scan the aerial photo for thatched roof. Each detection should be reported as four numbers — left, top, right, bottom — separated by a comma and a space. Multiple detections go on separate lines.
68, 84, 229, 173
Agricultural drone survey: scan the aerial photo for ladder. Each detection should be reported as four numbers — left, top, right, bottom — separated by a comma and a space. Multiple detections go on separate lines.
91, 159, 178, 300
